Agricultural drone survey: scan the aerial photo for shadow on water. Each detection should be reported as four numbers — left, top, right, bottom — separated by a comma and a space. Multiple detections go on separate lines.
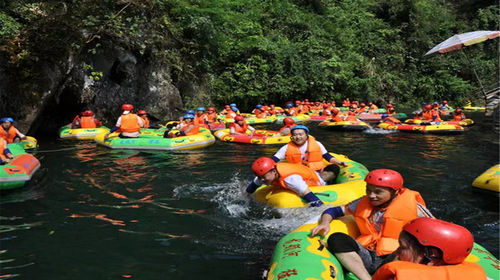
0, 111, 498, 279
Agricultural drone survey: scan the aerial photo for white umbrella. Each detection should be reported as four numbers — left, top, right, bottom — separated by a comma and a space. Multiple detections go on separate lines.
425, 30, 500, 56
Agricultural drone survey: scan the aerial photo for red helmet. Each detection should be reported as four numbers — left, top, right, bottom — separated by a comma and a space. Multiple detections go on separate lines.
364, 169, 403, 190
351, 104, 358, 109
442, 100, 448, 104
304, 99, 309, 102
360, 103, 366, 107
368, 102, 373, 105
348, 111, 356, 115
323, 104, 329, 108
122, 104, 133, 111
455, 108, 462, 113
234, 115, 244, 121
283, 117, 295, 125
386, 103, 393, 108
252, 157, 276, 176
295, 100, 301, 104
82, 110, 94, 116
225, 105, 230, 109
424, 104, 432, 110
137, 110, 147, 115
208, 107, 215, 112
403, 217, 474, 264
332, 108, 340, 114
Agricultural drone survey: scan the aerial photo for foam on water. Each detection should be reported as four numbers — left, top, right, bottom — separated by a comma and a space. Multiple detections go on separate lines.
363, 127, 396, 134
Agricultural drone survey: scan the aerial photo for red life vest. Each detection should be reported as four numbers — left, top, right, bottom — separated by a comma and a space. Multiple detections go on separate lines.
372, 260, 486, 280
272, 163, 322, 189
349, 188, 426, 256
0, 126, 17, 143
230, 122, 248, 134
80, 116, 97, 128
120, 114, 141, 133
285, 137, 325, 171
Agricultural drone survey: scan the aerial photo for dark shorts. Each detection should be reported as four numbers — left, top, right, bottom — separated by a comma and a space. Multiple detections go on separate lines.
327, 232, 395, 274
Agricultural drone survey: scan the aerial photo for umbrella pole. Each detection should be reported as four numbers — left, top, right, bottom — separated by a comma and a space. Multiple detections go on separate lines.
460, 49, 487, 99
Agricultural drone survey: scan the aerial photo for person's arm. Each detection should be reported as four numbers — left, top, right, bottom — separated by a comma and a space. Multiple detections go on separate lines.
14, 128, 26, 139
318, 142, 347, 166
105, 117, 121, 138
310, 206, 346, 236
137, 116, 144, 128
246, 177, 262, 194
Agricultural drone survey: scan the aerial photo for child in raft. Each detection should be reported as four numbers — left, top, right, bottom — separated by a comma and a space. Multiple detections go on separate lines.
372, 217, 486, 279
310, 169, 433, 280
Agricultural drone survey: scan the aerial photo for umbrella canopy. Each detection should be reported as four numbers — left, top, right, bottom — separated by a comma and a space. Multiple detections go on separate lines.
425, 30, 500, 56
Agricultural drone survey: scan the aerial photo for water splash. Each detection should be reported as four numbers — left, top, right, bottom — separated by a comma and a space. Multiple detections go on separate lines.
363, 127, 396, 134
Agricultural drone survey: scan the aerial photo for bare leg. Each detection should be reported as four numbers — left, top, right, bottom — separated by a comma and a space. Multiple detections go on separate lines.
335, 252, 372, 280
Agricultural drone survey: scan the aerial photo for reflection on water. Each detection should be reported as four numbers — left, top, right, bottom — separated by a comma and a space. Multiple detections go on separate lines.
0, 112, 498, 279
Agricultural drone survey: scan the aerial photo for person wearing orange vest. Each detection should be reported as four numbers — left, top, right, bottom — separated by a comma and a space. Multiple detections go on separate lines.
206, 107, 219, 123
345, 111, 359, 121
246, 157, 325, 207
329, 108, 343, 122
368, 102, 378, 110
137, 110, 150, 128
273, 117, 295, 136
285, 103, 298, 116
226, 107, 239, 119
105, 104, 143, 138
0, 139, 14, 164
0, 118, 26, 143
72, 110, 102, 129
342, 98, 351, 107
453, 108, 466, 121
372, 217, 486, 280
229, 115, 255, 135
380, 114, 401, 125
194, 107, 208, 126
310, 169, 433, 280
220, 105, 231, 115
420, 104, 435, 122
320, 104, 331, 117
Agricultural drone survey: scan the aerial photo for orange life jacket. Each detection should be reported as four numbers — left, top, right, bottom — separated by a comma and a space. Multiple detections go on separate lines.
330, 115, 343, 122
194, 114, 206, 125
453, 113, 465, 121
372, 261, 487, 280
345, 115, 358, 121
432, 110, 442, 121
0, 139, 6, 160
278, 124, 294, 135
207, 113, 218, 123
343, 101, 351, 107
120, 114, 141, 133
350, 188, 425, 256
421, 111, 433, 121
80, 116, 97, 128
0, 126, 17, 143
140, 116, 150, 128
181, 122, 200, 135
272, 163, 322, 189
383, 117, 401, 124
230, 122, 248, 134
287, 108, 298, 116
226, 112, 237, 119
370, 104, 378, 110
285, 136, 325, 171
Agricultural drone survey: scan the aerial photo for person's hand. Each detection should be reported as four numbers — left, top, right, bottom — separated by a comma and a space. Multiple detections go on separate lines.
6, 153, 14, 159
310, 223, 330, 237
339, 161, 348, 167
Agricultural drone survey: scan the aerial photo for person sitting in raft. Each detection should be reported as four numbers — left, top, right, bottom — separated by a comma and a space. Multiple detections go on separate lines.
252, 104, 263, 114
206, 107, 219, 123
0, 138, 14, 164
452, 108, 466, 121
226, 107, 239, 120
372, 217, 486, 280
285, 103, 298, 116
344, 111, 359, 121
167, 114, 200, 138
104, 104, 143, 139
229, 115, 255, 136
71, 110, 102, 129
273, 117, 295, 136
439, 100, 452, 110
194, 107, 208, 126
229, 103, 240, 114
420, 104, 440, 122
220, 105, 231, 115
329, 108, 343, 122
380, 114, 401, 125
0, 118, 27, 143
310, 169, 433, 280
368, 102, 378, 110
137, 110, 150, 128
247, 157, 326, 206
249, 125, 346, 185
386, 104, 396, 115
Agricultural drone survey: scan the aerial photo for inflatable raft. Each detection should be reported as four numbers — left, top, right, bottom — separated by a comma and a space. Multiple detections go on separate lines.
59, 124, 110, 140
276, 114, 311, 123
404, 119, 474, 126
377, 122, 464, 134
266, 215, 500, 280
318, 120, 371, 131
219, 115, 276, 124
464, 105, 485, 112
253, 154, 369, 208
358, 113, 407, 122
213, 129, 291, 145
0, 144, 41, 190
94, 127, 215, 150
7, 136, 38, 150
472, 164, 500, 192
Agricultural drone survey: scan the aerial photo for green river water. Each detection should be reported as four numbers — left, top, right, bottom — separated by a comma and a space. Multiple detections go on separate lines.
0, 112, 498, 279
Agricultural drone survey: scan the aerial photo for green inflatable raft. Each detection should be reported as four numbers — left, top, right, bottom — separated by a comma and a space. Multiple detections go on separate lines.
0, 144, 41, 190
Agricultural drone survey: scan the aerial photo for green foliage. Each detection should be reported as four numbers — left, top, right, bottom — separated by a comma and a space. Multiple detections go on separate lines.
0, 0, 498, 110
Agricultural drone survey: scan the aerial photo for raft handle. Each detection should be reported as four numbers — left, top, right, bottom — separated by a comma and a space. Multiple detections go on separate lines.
314, 192, 330, 197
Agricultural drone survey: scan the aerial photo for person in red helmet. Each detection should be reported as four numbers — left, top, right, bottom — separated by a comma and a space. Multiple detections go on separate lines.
329, 108, 343, 122
248, 157, 325, 207
137, 110, 150, 128
310, 169, 433, 280
440, 100, 451, 110
70, 111, 102, 129
274, 117, 295, 136
105, 104, 143, 138
453, 108, 466, 121
345, 111, 359, 121
221, 105, 231, 115
229, 115, 255, 135
420, 104, 434, 121
206, 107, 219, 123
372, 217, 486, 280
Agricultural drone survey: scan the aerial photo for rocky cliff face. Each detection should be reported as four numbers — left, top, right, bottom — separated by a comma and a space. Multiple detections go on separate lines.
1, 45, 184, 136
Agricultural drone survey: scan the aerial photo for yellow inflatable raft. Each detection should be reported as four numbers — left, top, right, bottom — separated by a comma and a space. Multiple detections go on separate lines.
404, 119, 474, 126
214, 129, 291, 145
59, 124, 110, 140
472, 164, 500, 192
